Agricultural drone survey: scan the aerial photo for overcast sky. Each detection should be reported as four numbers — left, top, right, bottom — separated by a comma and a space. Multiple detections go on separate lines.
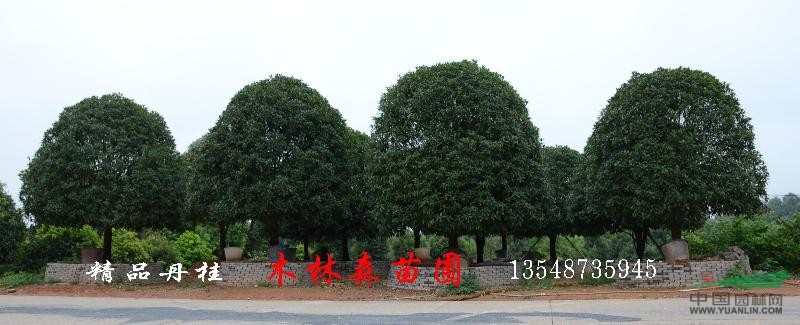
1, 1, 797, 205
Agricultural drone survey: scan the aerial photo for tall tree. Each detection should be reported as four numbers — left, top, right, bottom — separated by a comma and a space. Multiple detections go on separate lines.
0, 182, 25, 265
335, 128, 376, 260
539, 146, 584, 261
184, 134, 241, 260
202, 75, 348, 253
767, 193, 800, 218
371, 60, 544, 259
585, 67, 768, 258
20, 94, 184, 261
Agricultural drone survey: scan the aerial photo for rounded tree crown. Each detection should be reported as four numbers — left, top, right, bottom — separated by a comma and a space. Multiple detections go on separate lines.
585, 67, 768, 231
20, 94, 183, 229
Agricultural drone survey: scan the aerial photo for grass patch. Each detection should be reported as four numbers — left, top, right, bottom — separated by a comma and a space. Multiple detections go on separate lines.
703, 270, 790, 289
519, 276, 554, 290
437, 274, 479, 296
0, 271, 44, 288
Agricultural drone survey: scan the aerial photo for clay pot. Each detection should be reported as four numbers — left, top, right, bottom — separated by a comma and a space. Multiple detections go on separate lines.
661, 239, 690, 264
80, 247, 103, 264
224, 247, 243, 261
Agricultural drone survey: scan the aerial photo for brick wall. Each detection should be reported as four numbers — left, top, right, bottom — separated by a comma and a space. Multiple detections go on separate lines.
215, 261, 392, 287
387, 264, 518, 290
614, 260, 742, 288
45, 258, 746, 290
46, 262, 165, 284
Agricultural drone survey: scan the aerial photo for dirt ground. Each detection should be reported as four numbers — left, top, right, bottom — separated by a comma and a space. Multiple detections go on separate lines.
4, 281, 800, 301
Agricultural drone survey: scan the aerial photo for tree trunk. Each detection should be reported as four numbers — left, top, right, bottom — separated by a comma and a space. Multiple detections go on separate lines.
501, 234, 508, 252
475, 235, 485, 263
102, 226, 112, 262
670, 212, 683, 240
634, 228, 647, 260
448, 234, 459, 250
341, 237, 350, 261
413, 228, 421, 248
548, 233, 558, 261
218, 221, 228, 261
269, 217, 279, 246
303, 237, 310, 261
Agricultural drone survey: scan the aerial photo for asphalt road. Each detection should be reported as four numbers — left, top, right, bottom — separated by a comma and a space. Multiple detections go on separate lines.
1, 295, 798, 324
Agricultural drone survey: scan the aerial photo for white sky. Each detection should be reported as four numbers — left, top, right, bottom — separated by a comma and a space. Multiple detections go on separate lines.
1, 1, 797, 205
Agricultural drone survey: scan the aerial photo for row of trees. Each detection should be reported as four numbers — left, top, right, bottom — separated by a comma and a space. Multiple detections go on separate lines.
17, 61, 768, 263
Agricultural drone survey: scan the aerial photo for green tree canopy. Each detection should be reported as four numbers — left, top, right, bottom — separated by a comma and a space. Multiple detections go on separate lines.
371, 60, 544, 250
767, 193, 800, 218
335, 128, 377, 259
584, 67, 768, 258
202, 75, 349, 249
0, 181, 25, 264
539, 145, 584, 260
184, 133, 242, 259
20, 94, 184, 261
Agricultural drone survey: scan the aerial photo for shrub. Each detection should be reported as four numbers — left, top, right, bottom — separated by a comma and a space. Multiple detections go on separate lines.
110, 228, 151, 263
685, 214, 800, 273
74, 225, 102, 248
0, 271, 43, 288
437, 273, 480, 296
15, 225, 82, 271
0, 183, 25, 265
175, 231, 215, 266
0, 218, 25, 265
142, 229, 178, 264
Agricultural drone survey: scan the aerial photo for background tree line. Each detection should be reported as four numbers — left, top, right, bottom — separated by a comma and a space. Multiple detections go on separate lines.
4, 61, 794, 276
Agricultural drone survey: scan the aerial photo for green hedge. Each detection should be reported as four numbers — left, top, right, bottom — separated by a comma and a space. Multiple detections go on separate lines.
686, 214, 800, 273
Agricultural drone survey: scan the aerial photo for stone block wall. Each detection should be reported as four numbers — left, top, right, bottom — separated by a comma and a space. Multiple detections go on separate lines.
614, 260, 742, 288
216, 261, 392, 287
387, 264, 518, 290
45, 258, 746, 290
46, 262, 165, 284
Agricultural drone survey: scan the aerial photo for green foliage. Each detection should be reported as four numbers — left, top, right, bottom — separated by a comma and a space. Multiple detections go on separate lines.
536, 146, 585, 253
583, 230, 667, 261
437, 273, 480, 296
726, 262, 745, 279
520, 275, 554, 290
349, 237, 390, 261
175, 231, 215, 266
142, 229, 178, 264
109, 228, 150, 263
200, 75, 349, 244
0, 271, 43, 288
372, 59, 544, 242
685, 215, 800, 273
585, 67, 768, 244
0, 182, 25, 265
332, 128, 378, 242
14, 225, 86, 271
707, 270, 790, 289
20, 94, 185, 260
74, 225, 102, 248
767, 193, 800, 218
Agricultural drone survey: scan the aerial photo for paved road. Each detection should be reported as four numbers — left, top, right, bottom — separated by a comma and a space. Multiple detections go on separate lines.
1, 295, 798, 324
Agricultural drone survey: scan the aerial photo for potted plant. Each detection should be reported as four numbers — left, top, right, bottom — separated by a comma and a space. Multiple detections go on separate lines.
223, 232, 246, 261
413, 247, 432, 260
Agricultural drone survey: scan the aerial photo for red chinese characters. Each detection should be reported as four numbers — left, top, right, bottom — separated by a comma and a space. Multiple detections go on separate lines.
434, 251, 461, 286
392, 251, 422, 284
349, 251, 380, 287
268, 252, 297, 287
306, 253, 342, 286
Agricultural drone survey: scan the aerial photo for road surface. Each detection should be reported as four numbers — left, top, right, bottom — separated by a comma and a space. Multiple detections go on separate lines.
1, 295, 798, 324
